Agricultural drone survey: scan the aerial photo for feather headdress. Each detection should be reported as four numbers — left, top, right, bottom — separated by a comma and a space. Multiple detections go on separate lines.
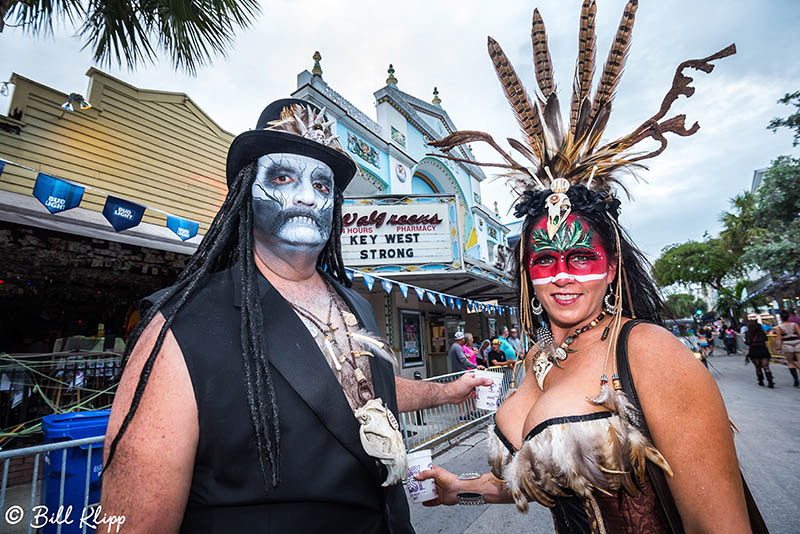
429, 0, 735, 237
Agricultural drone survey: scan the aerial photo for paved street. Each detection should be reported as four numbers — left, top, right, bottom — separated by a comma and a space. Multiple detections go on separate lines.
409, 350, 799, 533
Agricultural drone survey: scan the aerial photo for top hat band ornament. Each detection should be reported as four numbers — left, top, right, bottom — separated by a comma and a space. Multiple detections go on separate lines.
226, 98, 357, 191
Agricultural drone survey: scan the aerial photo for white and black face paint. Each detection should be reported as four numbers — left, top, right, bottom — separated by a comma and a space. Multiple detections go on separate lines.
251, 153, 334, 254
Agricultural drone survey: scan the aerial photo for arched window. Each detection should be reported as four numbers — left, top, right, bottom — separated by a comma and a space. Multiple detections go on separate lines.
411, 171, 440, 194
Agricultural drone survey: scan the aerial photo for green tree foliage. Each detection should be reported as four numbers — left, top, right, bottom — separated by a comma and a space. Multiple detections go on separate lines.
652, 238, 741, 291
741, 156, 800, 276
719, 191, 765, 256
714, 280, 765, 328
767, 91, 800, 147
663, 293, 707, 319
2, 0, 260, 74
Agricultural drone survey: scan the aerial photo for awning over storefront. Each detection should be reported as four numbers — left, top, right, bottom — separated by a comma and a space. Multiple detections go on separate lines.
0, 190, 201, 256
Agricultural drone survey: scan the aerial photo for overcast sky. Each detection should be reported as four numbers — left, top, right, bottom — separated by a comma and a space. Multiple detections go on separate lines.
2, 0, 799, 260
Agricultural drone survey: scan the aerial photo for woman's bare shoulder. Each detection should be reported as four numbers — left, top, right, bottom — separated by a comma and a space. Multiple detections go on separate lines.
627, 322, 712, 397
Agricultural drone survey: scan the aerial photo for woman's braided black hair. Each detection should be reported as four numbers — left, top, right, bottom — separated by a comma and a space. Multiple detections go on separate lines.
513, 184, 663, 326
104, 160, 351, 491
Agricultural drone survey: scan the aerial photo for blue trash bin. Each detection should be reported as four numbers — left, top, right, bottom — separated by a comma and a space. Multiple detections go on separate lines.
41, 410, 109, 534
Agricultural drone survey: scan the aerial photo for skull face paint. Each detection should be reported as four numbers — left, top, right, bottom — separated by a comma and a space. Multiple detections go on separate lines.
251, 153, 334, 253
527, 214, 610, 286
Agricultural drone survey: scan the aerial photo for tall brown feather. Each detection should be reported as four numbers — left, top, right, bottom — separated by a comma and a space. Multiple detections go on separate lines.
487, 37, 544, 156
531, 9, 554, 98
592, 0, 638, 123
508, 138, 539, 166
543, 92, 565, 150
574, 96, 593, 141
570, 0, 597, 133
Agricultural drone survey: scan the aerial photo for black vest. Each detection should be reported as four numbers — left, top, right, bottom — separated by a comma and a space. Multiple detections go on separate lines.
147, 264, 414, 533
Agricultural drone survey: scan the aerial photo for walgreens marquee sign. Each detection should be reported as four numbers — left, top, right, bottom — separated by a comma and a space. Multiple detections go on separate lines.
340, 198, 454, 267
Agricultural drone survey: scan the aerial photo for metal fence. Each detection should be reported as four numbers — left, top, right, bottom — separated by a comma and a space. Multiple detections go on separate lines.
0, 436, 103, 534
399, 366, 518, 453
0, 365, 520, 531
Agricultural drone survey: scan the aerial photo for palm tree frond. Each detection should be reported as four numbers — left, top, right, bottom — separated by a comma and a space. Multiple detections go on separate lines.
6, 0, 85, 35
9, 0, 260, 75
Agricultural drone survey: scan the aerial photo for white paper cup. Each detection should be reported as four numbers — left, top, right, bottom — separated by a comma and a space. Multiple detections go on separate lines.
405, 449, 437, 503
474, 370, 504, 411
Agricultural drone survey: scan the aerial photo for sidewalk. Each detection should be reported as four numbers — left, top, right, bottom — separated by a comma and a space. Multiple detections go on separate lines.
407, 429, 554, 533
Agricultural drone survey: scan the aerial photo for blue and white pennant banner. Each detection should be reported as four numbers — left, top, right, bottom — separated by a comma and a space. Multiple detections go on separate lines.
1, 158, 200, 240
381, 279, 393, 294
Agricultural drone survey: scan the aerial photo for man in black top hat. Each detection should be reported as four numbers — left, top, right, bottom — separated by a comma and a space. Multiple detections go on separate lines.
101, 99, 488, 533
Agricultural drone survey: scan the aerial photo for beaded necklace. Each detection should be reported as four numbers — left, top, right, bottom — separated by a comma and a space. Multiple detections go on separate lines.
532, 311, 608, 389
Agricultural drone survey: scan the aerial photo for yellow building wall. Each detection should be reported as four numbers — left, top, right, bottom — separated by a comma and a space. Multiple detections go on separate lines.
0, 68, 233, 233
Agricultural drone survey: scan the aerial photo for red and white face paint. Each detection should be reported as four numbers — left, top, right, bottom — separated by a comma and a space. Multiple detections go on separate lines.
527, 214, 610, 286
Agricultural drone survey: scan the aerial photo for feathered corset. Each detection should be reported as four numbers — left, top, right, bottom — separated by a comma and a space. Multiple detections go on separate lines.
488, 411, 672, 513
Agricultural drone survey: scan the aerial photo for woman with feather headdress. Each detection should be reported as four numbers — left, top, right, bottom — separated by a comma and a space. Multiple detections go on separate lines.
414, 2, 765, 532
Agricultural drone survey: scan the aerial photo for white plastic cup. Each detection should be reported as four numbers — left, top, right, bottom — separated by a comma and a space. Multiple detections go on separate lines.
406, 449, 437, 503
474, 370, 504, 411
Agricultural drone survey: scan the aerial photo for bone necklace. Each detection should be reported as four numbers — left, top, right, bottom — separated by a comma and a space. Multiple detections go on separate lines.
288, 294, 373, 404
287, 290, 407, 486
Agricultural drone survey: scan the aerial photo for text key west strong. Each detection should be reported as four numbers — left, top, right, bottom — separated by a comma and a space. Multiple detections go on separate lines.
340, 196, 456, 267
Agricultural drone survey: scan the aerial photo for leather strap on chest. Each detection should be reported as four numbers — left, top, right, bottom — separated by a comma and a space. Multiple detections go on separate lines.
616, 320, 769, 534
616, 320, 685, 534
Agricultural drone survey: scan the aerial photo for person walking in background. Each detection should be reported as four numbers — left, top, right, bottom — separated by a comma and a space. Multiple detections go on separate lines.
745, 319, 774, 388
706, 326, 717, 356
724, 325, 737, 354
497, 327, 517, 362
462, 333, 478, 367
507, 327, 522, 359
698, 328, 711, 360
776, 310, 800, 388
450, 331, 483, 372
788, 308, 800, 328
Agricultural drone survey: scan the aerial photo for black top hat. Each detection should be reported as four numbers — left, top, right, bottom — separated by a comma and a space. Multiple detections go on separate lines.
226, 98, 357, 191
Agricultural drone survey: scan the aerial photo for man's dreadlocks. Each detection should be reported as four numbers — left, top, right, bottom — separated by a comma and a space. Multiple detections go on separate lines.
104, 160, 350, 491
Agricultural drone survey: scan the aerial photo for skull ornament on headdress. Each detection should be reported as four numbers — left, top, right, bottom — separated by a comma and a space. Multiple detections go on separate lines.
544, 177, 571, 238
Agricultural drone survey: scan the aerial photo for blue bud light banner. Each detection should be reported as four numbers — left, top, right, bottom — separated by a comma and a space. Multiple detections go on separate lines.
166, 215, 199, 241
103, 196, 145, 232
0, 160, 5, 177
33, 173, 85, 214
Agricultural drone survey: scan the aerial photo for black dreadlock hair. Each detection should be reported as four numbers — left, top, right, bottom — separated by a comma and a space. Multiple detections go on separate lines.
512, 184, 663, 327
104, 160, 351, 491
